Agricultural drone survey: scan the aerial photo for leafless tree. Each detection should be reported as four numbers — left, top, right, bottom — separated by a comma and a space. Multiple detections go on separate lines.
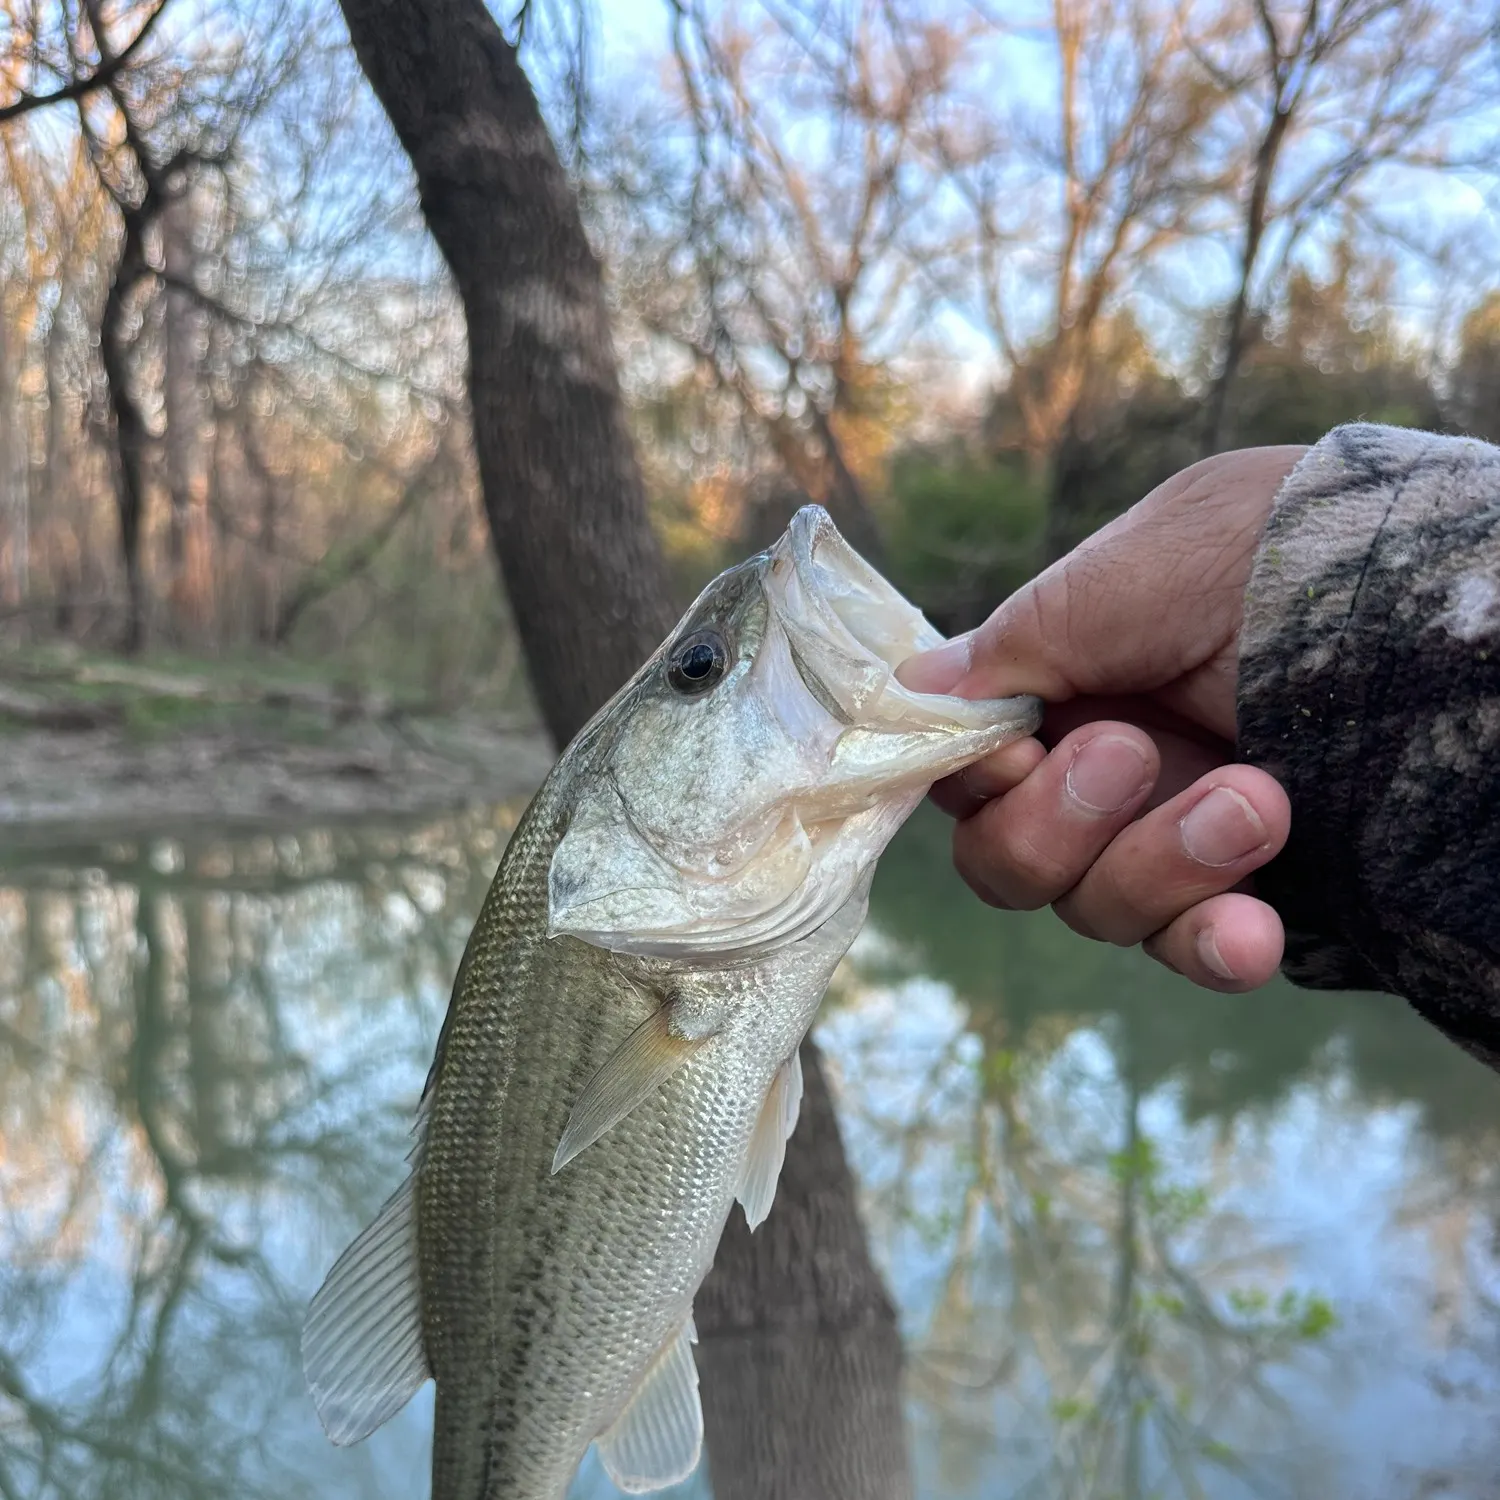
1, 0, 495, 665
1195, 0, 1500, 454
590, 0, 967, 561
595, 0, 1230, 559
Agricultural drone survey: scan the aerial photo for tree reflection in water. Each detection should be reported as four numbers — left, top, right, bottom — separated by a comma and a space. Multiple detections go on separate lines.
0, 804, 1499, 1498
0, 812, 513, 1500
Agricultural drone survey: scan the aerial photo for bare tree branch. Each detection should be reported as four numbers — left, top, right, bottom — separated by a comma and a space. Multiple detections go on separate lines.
0, 0, 170, 124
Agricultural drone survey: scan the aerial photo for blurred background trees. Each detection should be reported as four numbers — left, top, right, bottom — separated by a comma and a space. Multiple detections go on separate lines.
2, 0, 1498, 673
0, 0, 502, 698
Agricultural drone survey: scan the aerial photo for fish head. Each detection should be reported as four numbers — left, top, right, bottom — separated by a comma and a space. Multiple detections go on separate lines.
548, 505, 1042, 961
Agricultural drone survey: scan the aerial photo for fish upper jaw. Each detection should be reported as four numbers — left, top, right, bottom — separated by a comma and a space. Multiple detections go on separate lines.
768, 505, 1041, 740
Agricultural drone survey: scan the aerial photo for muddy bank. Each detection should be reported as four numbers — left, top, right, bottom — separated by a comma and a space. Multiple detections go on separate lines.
0, 715, 556, 837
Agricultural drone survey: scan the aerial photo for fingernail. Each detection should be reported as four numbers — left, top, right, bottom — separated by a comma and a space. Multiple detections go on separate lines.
1196, 926, 1236, 981
1065, 735, 1150, 814
895, 633, 973, 694
1179, 786, 1265, 867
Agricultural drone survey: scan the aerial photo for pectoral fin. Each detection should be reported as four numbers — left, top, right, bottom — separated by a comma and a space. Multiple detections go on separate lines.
736, 1048, 804, 1229
301, 1173, 431, 1445
552, 1007, 706, 1175
596, 1317, 703, 1492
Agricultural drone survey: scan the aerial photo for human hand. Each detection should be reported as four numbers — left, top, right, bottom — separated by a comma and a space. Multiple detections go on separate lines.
897, 446, 1308, 992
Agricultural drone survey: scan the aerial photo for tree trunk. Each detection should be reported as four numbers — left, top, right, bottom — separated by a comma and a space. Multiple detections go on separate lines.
695, 1039, 914, 1500
0, 294, 29, 611
332, 3, 910, 1491
334, 0, 676, 746
84, 0, 158, 653
237, 412, 284, 642
100, 220, 152, 654
43, 300, 80, 631
258, 454, 280, 642
1042, 409, 1087, 564
162, 184, 213, 635
1200, 105, 1293, 458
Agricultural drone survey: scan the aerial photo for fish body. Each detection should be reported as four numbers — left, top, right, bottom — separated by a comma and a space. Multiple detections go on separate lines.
302, 508, 1040, 1500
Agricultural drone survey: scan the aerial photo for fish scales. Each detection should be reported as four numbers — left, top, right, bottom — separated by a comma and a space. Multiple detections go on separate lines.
423, 780, 840, 1497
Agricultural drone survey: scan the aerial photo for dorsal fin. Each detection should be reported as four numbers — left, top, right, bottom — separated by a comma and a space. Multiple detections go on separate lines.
301, 1172, 431, 1445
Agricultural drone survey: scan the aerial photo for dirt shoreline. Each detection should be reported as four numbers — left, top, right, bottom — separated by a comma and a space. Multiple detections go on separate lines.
0, 717, 557, 839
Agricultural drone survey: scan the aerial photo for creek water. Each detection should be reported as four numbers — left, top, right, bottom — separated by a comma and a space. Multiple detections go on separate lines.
1, 802, 1497, 1498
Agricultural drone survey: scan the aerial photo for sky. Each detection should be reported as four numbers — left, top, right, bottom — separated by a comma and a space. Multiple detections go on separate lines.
568, 0, 1500, 390
16, 0, 1495, 404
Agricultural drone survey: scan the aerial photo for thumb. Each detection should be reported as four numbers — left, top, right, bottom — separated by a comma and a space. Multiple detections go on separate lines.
897, 446, 1305, 705
893, 565, 1079, 702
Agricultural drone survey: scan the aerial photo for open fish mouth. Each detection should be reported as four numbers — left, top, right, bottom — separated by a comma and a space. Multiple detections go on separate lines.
768, 505, 1030, 734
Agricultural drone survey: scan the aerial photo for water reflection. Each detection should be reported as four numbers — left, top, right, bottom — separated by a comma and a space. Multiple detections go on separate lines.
854, 807, 1500, 1499
0, 815, 510, 1500
0, 805, 1498, 1498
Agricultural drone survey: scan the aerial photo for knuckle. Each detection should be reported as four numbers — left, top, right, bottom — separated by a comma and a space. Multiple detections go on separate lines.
1000, 830, 1076, 903
1058, 864, 1154, 947
1055, 900, 1103, 942
1018, 586, 1075, 683
958, 866, 1014, 911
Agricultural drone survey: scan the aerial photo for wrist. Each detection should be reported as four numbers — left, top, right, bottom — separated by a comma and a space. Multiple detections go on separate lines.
1236, 424, 1500, 1021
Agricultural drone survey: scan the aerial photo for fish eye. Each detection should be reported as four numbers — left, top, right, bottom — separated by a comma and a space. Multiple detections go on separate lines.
666, 629, 729, 696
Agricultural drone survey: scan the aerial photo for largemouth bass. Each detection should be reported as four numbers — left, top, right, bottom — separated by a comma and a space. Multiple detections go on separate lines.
302, 506, 1040, 1499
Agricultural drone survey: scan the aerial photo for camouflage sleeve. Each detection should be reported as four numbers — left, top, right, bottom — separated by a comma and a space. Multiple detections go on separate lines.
1236, 423, 1500, 1070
